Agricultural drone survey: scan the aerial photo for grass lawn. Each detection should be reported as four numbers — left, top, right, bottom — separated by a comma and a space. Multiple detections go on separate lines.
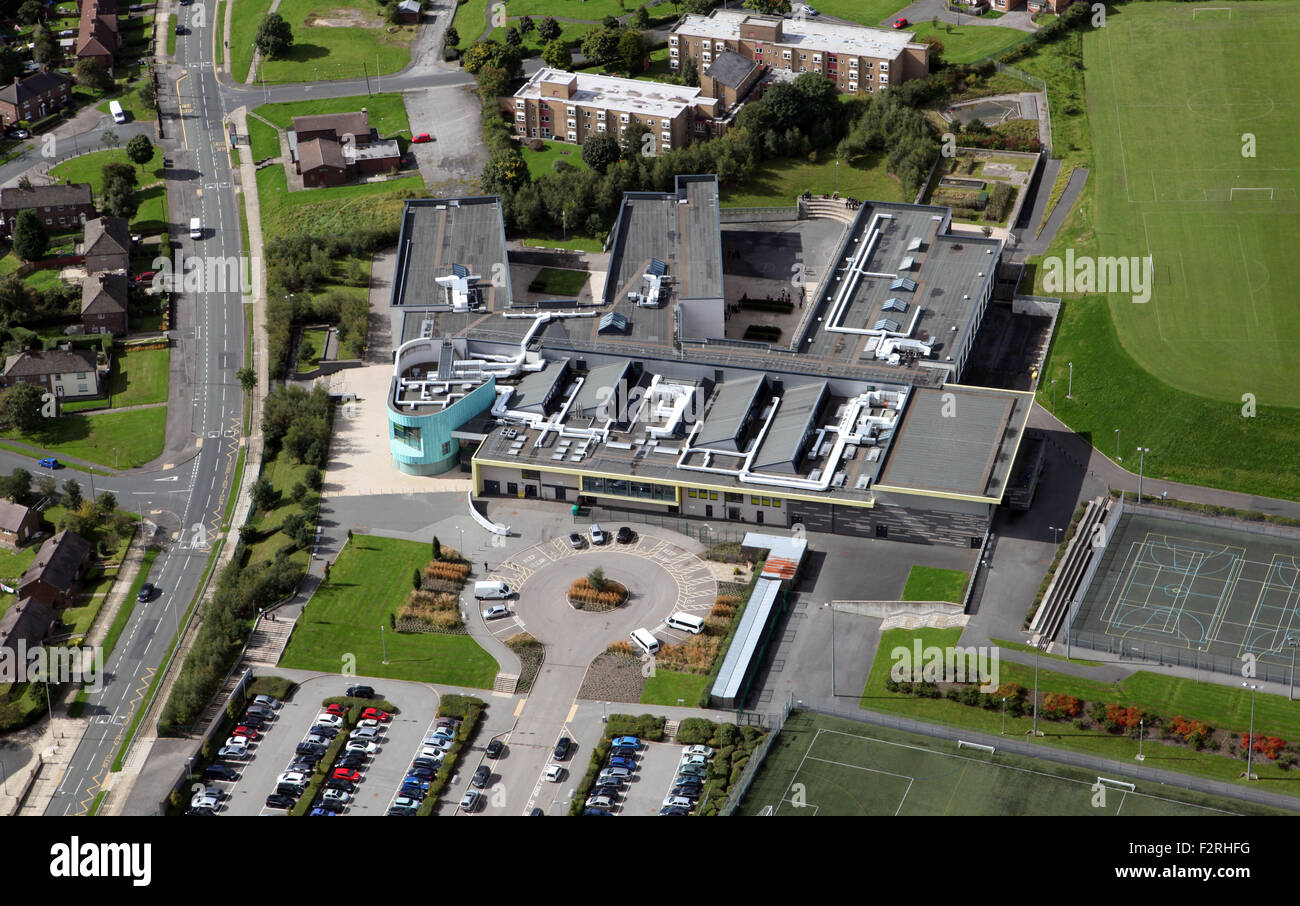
720, 149, 905, 207
520, 139, 588, 181
0, 543, 38, 584
908, 21, 1028, 64
526, 267, 588, 296
794, 0, 909, 27
248, 116, 281, 162
215, 1, 225, 65
50, 145, 166, 232
450, 0, 490, 47
640, 670, 711, 707
900, 565, 968, 603
521, 234, 604, 252
279, 535, 500, 687
94, 78, 157, 123
254, 93, 410, 138
295, 327, 326, 373
230, 0, 275, 82
3, 407, 166, 469
862, 627, 1300, 792
255, 163, 423, 242
245, 451, 315, 567
247, 0, 417, 84
63, 347, 170, 412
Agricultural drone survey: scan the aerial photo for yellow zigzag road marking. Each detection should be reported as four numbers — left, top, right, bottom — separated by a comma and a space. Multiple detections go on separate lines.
75, 667, 154, 814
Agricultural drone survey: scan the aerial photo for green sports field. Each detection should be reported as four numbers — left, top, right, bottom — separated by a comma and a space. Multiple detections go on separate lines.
1085, 2, 1300, 407
738, 712, 1286, 816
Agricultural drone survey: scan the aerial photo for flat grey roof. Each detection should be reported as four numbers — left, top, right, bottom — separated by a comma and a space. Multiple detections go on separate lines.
572, 360, 635, 418
751, 380, 827, 474
508, 359, 569, 415
390, 198, 511, 311
878, 386, 1030, 498
711, 577, 782, 702
696, 374, 765, 451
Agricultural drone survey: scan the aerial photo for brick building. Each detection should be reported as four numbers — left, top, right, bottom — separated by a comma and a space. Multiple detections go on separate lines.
18, 530, 93, 609
2, 347, 105, 401
669, 10, 930, 95
0, 183, 95, 234
0, 72, 74, 126
76, 0, 121, 75
509, 68, 722, 155
288, 111, 402, 187
81, 272, 129, 335
82, 215, 130, 275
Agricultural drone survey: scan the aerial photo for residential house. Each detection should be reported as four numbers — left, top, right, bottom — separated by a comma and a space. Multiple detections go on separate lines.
81, 272, 129, 335
288, 111, 403, 187
82, 215, 131, 275
1, 347, 105, 400
0, 72, 74, 126
0, 500, 41, 551
76, 0, 121, 76
669, 10, 931, 95
18, 530, 93, 609
509, 69, 722, 155
0, 598, 56, 656
0, 183, 95, 234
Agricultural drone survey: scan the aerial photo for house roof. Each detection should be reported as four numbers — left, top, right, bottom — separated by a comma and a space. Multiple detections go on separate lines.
0, 499, 33, 533
82, 215, 130, 260
291, 111, 371, 140
704, 51, 759, 89
0, 182, 93, 212
76, 18, 118, 58
21, 530, 92, 594
81, 272, 128, 315
298, 137, 347, 173
0, 597, 55, 651
0, 71, 72, 106
4, 346, 98, 378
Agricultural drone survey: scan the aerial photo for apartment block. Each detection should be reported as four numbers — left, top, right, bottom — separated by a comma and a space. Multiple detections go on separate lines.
509, 68, 722, 155
669, 9, 930, 95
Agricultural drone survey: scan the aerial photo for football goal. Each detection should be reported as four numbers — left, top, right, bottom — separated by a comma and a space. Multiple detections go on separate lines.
1096, 776, 1136, 792
1230, 187, 1274, 200
958, 740, 996, 756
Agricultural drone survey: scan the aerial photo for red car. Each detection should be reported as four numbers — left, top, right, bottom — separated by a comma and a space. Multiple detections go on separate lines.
892, 16, 909, 28
411, 132, 432, 144
361, 708, 390, 722
332, 767, 362, 782
231, 726, 260, 741
324, 703, 347, 716
134, 270, 157, 284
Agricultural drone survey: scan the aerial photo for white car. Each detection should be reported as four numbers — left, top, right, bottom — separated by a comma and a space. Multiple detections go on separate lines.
224, 735, 251, 748
356, 719, 382, 730
191, 787, 220, 809
349, 726, 380, 741
419, 745, 449, 761
545, 764, 565, 782
346, 740, 379, 754
681, 745, 714, 759
314, 713, 344, 728
322, 788, 351, 803
663, 795, 693, 809
253, 695, 282, 709
277, 771, 309, 787
483, 604, 509, 620
589, 524, 606, 545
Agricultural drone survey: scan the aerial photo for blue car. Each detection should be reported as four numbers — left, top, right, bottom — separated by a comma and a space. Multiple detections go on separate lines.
610, 736, 642, 750
609, 756, 637, 771
38, 457, 60, 469
308, 808, 336, 816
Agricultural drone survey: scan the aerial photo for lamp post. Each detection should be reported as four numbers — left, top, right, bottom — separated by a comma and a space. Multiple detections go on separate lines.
1136, 447, 1150, 501
1288, 634, 1300, 702
1114, 427, 1120, 462
827, 602, 835, 696
1050, 379, 1057, 412
1136, 718, 1145, 761
1067, 361, 1073, 399
1049, 525, 1063, 544
1241, 682, 1258, 780
1030, 638, 1043, 739
380, 625, 388, 664
1000, 696, 1006, 735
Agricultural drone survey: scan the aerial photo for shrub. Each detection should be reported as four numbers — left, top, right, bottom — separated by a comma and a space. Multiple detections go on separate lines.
677, 717, 717, 745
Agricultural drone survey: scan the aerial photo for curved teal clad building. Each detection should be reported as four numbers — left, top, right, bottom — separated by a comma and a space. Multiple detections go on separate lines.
388, 337, 498, 475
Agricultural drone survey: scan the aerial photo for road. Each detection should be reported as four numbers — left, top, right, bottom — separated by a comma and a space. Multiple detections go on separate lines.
39, 9, 246, 815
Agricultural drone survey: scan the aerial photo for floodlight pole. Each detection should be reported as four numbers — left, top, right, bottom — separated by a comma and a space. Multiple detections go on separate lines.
1000, 696, 1006, 735
1137, 447, 1150, 501
1030, 639, 1042, 738
827, 602, 835, 696
1114, 427, 1120, 462
1050, 379, 1056, 412
381, 625, 388, 664
1067, 361, 1073, 399
1241, 682, 1257, 779
1136, 718, 1144, 761
1288, 635, 1299, 701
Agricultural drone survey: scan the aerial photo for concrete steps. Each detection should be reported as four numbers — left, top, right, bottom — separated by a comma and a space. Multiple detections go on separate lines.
243, 616, 296, 667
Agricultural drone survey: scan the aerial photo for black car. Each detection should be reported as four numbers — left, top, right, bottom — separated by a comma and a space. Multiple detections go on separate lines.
295, 742, 327, 758
671, 784, 703, 799
288, 760, 317, 775
185, 807, 215, 816
591, 784, 623, 799
346, 685, 375, 698
388, 805, 417, 816
203, 763, 239, 781
616, 526, 635, 544
137, 582, 156, 603
407, 766, 436, 781
324, 778, 356, 793
236, 714, 267, 731
659, 806, 689, 816
471, 765, 491, 789
265, 793, 295, 809
411, 757, 439, 771
529, 807, 545, 816
175, 24, 187, 34
485, 739, 504, 759
308, 725, 340, 738
553, 736, 572, 760
592, 777, 625, 792
337, 753, 368, 768
610, 745, 639, 759
314, 798, 346, 814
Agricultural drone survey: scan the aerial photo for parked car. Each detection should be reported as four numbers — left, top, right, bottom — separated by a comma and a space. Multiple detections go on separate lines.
190, 787, 221, 810
324, 778, 356, 793
616, 526, 635, 544
229, 727, 259, 741
287, 760, 316, 775
659, 805, 689, 816
332, 767, 361, 782
314, 798, 345, 814
471, 765, 491, 788
610, 745, 639, 758
680, 753, 708, 767
324, 703, 348, 716
589, 524, 606, 545
235, 715, 266, 731
218, 744, 248, 759
246, 703, 275, 718
553, 737, 572, 760
411, 133, 433, 144
277, 771, 309, 787
545, 764, 565, 782
682, 744, 714, 758
337, 753, 368, 769
265, 793, 295, 809
360, 707, 390, 722
253, 695, 282, 710
203, 764, 239, 782
485, 739, 504, 758
309, 725, 340, 739
322, 788, 351, 804
678, 762, 707, 778
136, 582, 156, 602
315, 713, 344, 728
483, 604, 509, 620
346, 740, 379, 755
303, 734, 331, 748
423, 737, 454, 752
296, 742, 327, 758
7, 127, 29, 139
435, 718, 459, 731
185, 807, 215, 817
349, 726, 381, 741
567, 532, 586, 549
893, 16, 908, 27
308, 807, 336, 817
392, 795, 421, 812
585, 794, 615, 810
407, 765, 436, 780
459, 789, 482, 811
37, 457, 60, 469
610, 736, 642, 749
609, 755, 637, 771
412, 757, 440, 771
345, 685, 375, 698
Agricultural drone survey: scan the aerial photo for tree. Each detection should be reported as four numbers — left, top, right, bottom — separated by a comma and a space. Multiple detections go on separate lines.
139, 81, 156, 109
237, 366, 256, 393
587, 566, 606, 591
682, 0, 714, 13
37, 475, 56, 500
12, 209, 49, 261
618, 28, 645, 75
73, 58, 112, 92
17, 0, 42, 25
601, 14, 620, 28
475, 64, 510, 103
100, 129, 120, 149
620, 121, 651, 159
126, 134, 154, 166
0, 382, 43, 434
505, 26, 521, 47
538, 17, 560, 41
480, 150, 527, 195
0, 47, 23, 85
580, 26, 621, 64
582, 132, 620, 173
632, 6, 650, 28
444, 25, 460, 47
30, 27, 56, 65
101, 162, 139, 220
255, 12, 294, 59
542, 38, 572, 71
95, 491, 116, 515
412, 568, 422, 590
743, 0, 791, 13
680, 54, 698, 87
102, 161, 138, 189
518, 15, 535, 34
62, 479, 82, 510
432, 536, 442, 560
250, 477, 275, 511
3, 468, 33, 504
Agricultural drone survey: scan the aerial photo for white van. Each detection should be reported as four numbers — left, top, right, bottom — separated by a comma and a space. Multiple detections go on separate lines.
189, 217, 202, 239
666, 612, 705, 635
474, 580, 512, 599
629, 627, 659, 655
109, 100, 125, 124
